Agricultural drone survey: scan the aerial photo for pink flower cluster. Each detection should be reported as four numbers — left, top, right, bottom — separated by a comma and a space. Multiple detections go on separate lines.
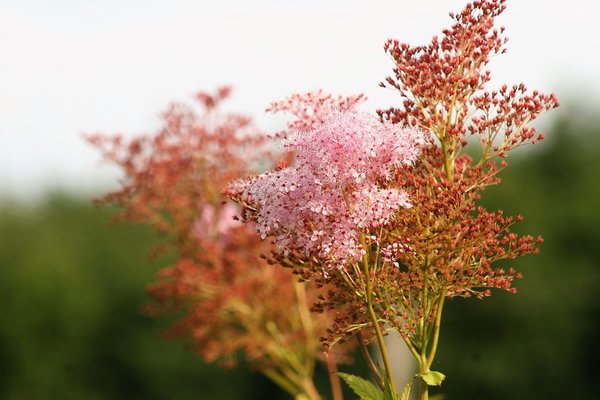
232, 111, 424, 269
192, 203, 243, 243
267, 90, 366, 132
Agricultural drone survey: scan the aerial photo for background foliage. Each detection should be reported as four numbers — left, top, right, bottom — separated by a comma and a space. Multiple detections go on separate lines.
437, 109, 600, 399
1, 108, 598, 399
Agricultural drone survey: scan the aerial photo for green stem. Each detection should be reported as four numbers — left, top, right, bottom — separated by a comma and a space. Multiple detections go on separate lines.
440, 140, 454, 181
418, 364, 429, 400
293, 280, 317, 374
301, 377, 321, 400
417, 290, 446, 400
366, 294, 396, 393
264, 369, 302, 398
359, 234, 397, 394
400, 335, 422, 362
356, 335, 385, 389
264, 368, 321, 400
426, 290, 446, 369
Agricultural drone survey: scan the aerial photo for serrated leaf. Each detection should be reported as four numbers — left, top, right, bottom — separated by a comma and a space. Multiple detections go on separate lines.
382, 376, 397, 400
338, 372, 384, 400
399, 380, 412, 400
418, 370, 446, 386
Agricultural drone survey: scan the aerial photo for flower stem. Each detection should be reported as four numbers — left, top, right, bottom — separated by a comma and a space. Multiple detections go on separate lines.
366, 295, 396, 393
301, 377, 322, 400
360, 233, 397, 394
293, 279, 317, 374
264, 369, 301, 397
324, 352, 344, 400
356, 334, 384, 389
417, 289, 446, 400
418, 367, 429, 400
426, 290, 446, 369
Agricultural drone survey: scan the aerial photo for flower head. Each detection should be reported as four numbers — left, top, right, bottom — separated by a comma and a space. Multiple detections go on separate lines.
267, 90, 366, 132
230, 110, 424, 270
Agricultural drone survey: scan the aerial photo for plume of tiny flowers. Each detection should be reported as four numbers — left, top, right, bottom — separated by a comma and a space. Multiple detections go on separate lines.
229, 111, 424, 270
228, 97, 426, 392
267, 90, 366, 132
87, 87, 351, 400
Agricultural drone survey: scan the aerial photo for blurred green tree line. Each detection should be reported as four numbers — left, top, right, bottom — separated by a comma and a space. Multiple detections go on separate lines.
1, 108, 598, 399
0, 198, 284, 399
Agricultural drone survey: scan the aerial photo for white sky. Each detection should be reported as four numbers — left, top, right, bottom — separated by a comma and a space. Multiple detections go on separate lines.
1, 0, 599, 198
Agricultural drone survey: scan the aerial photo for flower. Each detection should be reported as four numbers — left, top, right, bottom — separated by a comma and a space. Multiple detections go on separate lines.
230, 111, 425, 270
267, 90, 366, 132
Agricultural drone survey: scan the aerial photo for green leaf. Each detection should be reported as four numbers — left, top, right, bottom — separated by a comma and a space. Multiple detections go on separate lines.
429, 394, 446, 400
399, 380, 413, 400
382, 372, 398, 400
338, 372, 384, 400
418, 371, 446, 386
